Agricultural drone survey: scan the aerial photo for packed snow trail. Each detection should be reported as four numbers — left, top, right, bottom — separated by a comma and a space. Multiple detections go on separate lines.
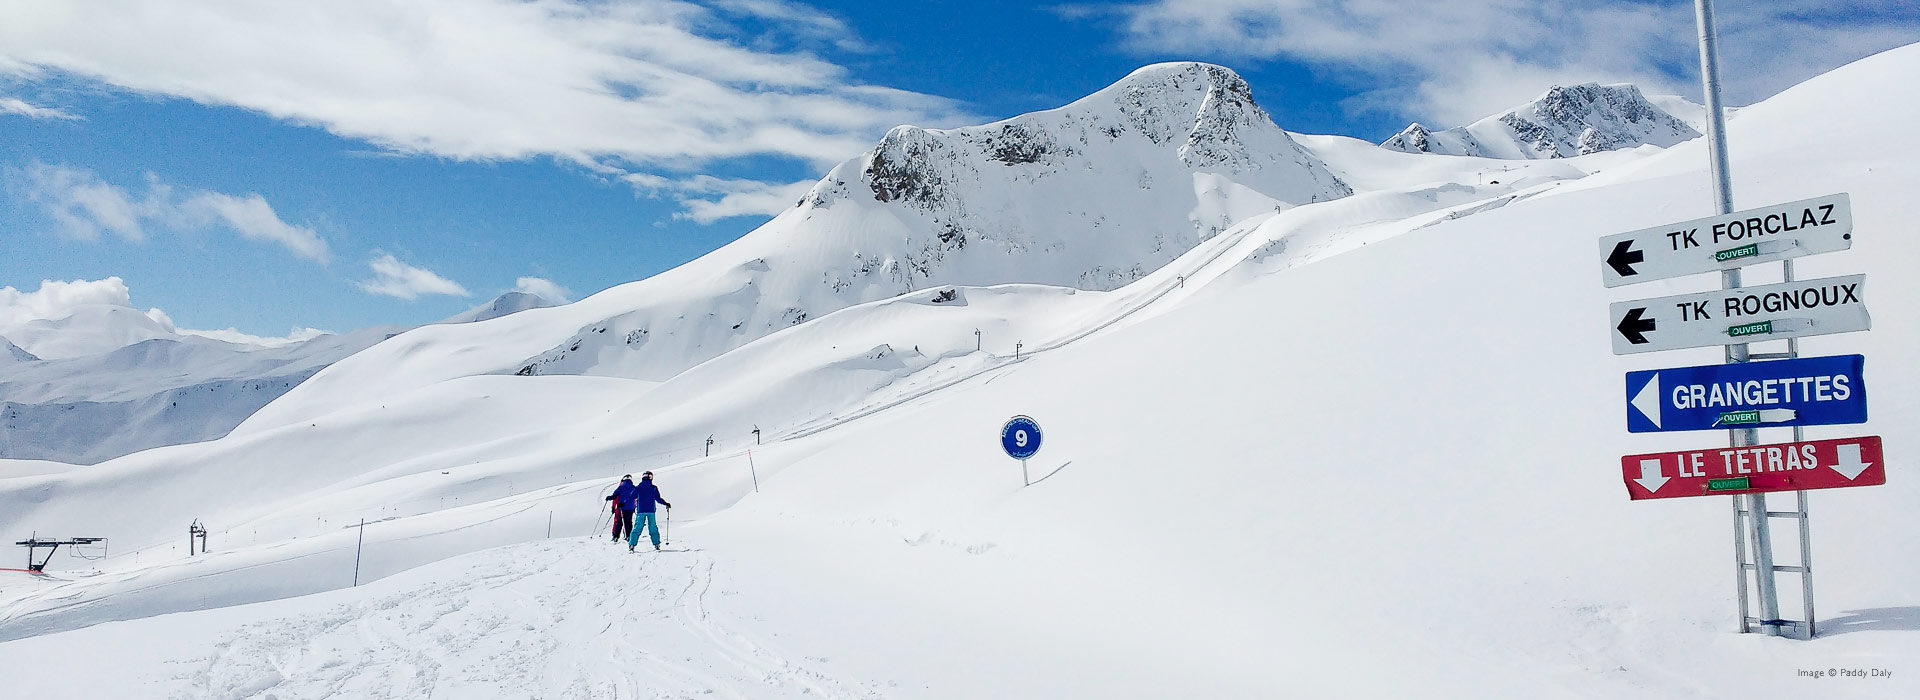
149, 538, 877, 699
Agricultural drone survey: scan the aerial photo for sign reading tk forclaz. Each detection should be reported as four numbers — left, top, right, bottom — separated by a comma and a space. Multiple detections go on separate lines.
1598, 193, 1853, 287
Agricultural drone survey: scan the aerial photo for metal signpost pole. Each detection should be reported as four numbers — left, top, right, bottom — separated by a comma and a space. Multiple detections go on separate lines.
353, 518, 366, 587
1695, 0, 1780, 637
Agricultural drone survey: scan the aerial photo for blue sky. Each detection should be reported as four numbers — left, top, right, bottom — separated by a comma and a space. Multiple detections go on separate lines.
2, 0, 1915, 340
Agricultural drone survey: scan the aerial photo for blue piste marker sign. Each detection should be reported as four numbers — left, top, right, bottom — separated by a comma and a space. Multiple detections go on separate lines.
1626, 355, 1867, 433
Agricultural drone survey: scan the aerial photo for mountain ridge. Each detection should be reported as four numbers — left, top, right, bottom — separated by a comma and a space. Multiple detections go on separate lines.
1382, 82, 1701, 159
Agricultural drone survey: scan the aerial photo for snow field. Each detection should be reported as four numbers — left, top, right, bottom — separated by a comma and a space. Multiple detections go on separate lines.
1, 44, 1919, 699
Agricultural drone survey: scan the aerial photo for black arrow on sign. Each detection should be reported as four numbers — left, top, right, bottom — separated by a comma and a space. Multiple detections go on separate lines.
1617, 307, 1656, 344
1606, 240, 1645, 277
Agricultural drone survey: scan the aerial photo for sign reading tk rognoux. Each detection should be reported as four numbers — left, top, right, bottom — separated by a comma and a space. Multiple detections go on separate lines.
1598, 193, 1853, 287
1608, 274, 1869, 354
1622, 436, 1885, 500
1626, 355, 1868, 433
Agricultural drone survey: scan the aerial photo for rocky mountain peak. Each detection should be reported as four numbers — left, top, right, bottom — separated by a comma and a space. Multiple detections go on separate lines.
1382, 82, 1699, 159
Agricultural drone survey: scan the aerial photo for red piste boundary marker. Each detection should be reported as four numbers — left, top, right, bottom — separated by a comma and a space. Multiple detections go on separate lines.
1622, 436, 1885, 500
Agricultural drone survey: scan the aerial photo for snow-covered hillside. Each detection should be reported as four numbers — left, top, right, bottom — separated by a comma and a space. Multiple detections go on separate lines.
439, 291, 556, 324
239, 62, 1355, 433
0, 303, 179, 361
0, 338, 37, 364
0, 327, 399, 464
0, 291, 551, 464
4, 44, 1920, 699
1383, 83, 1701, 159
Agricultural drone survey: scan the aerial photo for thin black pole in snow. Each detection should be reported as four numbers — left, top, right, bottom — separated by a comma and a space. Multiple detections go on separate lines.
748, 450, 760, 493
352, 518, 366, 587
546, 510, 553, 538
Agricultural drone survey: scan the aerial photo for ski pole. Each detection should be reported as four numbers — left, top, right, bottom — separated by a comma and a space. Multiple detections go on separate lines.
663, 507, 670, 545
591, 483, 616, 537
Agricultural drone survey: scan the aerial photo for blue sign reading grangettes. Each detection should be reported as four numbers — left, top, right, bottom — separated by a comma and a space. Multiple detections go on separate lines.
1001, 415, 1042, 460
1626, 355, 1867, 433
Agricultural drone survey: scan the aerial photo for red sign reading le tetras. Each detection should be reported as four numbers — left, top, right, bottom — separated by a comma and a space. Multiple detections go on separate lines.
1621, 436, 1885, 500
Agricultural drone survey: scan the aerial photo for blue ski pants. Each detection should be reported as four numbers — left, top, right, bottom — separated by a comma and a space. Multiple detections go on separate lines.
629, 512, 661, 548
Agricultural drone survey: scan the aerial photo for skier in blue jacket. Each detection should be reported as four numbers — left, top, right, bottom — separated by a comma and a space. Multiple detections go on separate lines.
605, 475, 637, 542
627, 471, 673, 551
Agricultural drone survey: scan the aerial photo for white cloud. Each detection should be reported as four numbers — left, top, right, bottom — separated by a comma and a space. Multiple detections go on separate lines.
178, 191, 331, 262
1100, 0, 1920, 127
708, 0, 871, 52
514, 276, 573, 303
0, 276, 331, 348
16, 162, 152, 241
358, 254, 471, 301
0, 95, 79, 120
13, 163, 330, 260
0, 1, 973, 173
624, 173, 815, 223
0, 277, 136, 326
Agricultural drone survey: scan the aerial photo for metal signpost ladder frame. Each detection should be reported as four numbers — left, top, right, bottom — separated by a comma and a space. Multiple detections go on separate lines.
1695, 0, 1816, 639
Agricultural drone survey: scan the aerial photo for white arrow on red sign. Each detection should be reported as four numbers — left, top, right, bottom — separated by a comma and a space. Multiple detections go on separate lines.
1620, 436, 1886, 500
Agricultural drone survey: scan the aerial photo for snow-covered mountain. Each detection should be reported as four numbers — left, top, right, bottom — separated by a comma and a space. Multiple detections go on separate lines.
439, 291, 556, 325
0, 328, 401, 464
1382, 83, 1701, 159
0, 304, 178, 361
6, 44, 1920, 699
0, 291, 554, 464
239, 62, 1356, 426
0, 337, 38, 364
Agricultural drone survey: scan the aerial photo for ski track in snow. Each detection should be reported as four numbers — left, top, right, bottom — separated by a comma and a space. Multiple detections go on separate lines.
169, 539, 878, 700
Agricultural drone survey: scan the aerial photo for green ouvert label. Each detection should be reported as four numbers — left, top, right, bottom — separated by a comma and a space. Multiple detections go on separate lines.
1708, 477, 1751, 492
1715, 243, 1760, 263
1728, 321, 1773, 337
1717, 410, 1761, 426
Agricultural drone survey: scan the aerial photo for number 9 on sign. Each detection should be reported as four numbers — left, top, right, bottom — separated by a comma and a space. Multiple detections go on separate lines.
1001, 415, 1042, 460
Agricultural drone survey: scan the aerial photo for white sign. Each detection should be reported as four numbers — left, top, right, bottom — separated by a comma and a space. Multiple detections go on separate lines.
1608, 274, 1869, 355
1598, 193, 1853, 287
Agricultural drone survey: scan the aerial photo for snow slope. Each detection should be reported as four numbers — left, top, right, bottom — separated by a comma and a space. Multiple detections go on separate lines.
4, 44, 1920, 698
0, 304, 178, 360
0, 291, 555, 465
439, 290, 557, 324
0, 337, 38, 364
238, 62, 1355, 432
0, 327, 403, 464
1384, 83, 1701, 159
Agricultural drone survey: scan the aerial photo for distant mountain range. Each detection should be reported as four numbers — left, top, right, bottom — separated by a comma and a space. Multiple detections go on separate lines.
4, 67, 1710, 466
0, 292, 554, 465
1381, 83, 1703, 159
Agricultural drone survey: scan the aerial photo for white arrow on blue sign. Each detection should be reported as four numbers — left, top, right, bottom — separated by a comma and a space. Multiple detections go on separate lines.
1626, 355, 1868, 432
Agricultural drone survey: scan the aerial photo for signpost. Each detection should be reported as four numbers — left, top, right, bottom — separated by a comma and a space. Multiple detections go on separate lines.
1625, 355, 1867, 433
1598, 193, 1853, 287
1621, 436, 1884, 500
1608, 274, 1868, 354
1595, 0, 1888, 640
1001, 415, 1042, 486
